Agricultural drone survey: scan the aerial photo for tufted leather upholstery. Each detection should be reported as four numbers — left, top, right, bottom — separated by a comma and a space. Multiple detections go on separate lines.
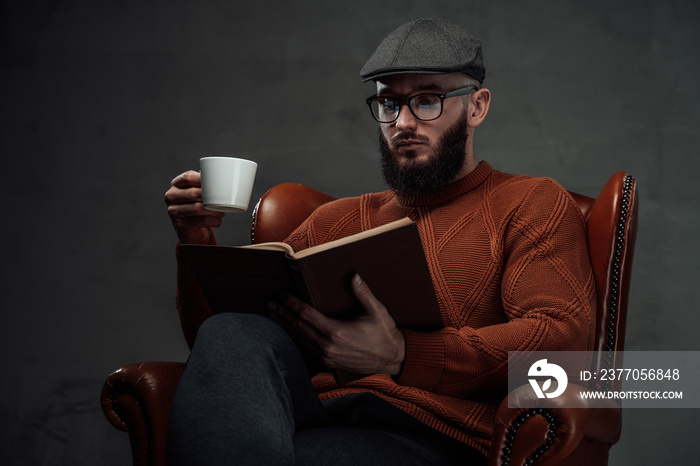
101, 172, 638, 466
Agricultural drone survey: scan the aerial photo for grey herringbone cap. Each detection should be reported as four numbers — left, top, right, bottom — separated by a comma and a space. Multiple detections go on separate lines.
360, 18, 485, 83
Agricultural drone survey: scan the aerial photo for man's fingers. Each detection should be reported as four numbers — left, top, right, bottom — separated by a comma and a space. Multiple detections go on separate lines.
282, 294, 333, 338
167, 201, 225, 239
165, 171, 203, 204
164, 182, 203, 205
164, 170, 223, 245
269, 299, 296, 325
271, 296, 328, 351
351, 274, 385, 317
171, 170, 201, 188
168, 201, 224, 219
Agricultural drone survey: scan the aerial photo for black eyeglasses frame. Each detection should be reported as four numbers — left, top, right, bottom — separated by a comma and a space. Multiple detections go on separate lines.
365, 85, 478, 123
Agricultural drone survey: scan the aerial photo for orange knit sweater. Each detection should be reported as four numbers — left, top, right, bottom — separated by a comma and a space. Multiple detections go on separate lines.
282, 161, 596, 455
175, 161, 595, 455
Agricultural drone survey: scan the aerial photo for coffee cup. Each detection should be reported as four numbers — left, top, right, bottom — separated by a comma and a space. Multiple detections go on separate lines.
200, 156, 258, 213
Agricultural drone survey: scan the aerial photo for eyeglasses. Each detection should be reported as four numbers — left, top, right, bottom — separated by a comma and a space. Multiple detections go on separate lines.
366, 85, 478, 123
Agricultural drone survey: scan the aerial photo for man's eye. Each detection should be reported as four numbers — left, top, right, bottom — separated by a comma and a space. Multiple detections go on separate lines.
413, 95, 440, 107
379, 99, 398, 111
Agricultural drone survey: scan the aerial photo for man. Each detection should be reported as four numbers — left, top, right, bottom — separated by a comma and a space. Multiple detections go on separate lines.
164, 18, 595, 465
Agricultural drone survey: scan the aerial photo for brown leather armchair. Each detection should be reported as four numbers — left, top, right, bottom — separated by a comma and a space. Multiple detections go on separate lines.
101, 172, 638, 466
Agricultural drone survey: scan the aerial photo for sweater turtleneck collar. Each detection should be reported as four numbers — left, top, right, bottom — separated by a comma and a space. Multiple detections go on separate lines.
394, 161, 493, 207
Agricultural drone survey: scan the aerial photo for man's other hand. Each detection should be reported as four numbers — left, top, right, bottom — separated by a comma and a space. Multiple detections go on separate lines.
164, 170, 225, 245
275, 274, 406, 376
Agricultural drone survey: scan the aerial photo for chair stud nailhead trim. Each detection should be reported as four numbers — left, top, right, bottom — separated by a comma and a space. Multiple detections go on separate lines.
602, 174, 635, 392
250, 197, 262, 244
500, 408, 558, 466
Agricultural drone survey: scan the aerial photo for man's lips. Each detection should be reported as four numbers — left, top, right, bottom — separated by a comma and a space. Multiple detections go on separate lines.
393, 138, 428, 150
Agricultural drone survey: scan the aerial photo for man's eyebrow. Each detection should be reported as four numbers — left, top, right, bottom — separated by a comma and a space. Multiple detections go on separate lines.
413, 83, 446, 92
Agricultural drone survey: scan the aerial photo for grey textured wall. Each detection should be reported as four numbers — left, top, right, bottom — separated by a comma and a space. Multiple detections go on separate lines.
2, 0, 699, 464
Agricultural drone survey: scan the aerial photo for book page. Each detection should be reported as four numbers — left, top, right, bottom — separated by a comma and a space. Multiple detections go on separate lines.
292, 217, 413, 259
240, 242, 294, 254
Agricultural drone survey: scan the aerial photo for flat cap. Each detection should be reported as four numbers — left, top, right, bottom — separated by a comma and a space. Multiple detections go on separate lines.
360, 18, 485, 83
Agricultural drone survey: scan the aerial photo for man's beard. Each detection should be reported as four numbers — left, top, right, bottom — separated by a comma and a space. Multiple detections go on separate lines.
379, 111, 469, 197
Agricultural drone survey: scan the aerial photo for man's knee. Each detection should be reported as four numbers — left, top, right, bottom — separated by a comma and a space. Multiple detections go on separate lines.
194, 313, 294, 359
197, 312, 266, 342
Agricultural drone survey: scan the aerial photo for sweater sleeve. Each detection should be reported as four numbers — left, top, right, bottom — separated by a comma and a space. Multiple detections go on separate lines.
174, 228, 217, 349
397, 179, 596, 396
284, 197, 365, 252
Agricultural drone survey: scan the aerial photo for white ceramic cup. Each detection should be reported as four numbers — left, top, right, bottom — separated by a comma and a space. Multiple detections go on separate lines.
199, 156, 258, 213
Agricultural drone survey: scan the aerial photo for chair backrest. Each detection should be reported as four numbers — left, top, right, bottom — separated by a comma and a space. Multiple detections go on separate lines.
250, 174, 639, 390
251, 183, 336, 244
581, 172, 639, 391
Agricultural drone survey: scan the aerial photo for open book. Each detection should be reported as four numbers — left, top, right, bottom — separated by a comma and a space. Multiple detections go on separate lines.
179, 217, 443, 383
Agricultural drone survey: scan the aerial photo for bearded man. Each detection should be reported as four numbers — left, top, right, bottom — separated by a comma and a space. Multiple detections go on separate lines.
164, 18, 595, 466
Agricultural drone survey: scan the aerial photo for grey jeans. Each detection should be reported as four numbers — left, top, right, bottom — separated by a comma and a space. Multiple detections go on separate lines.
166, 313, 487, 466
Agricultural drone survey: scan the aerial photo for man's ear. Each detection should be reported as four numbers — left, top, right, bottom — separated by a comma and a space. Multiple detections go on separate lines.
468, 88, 491, 128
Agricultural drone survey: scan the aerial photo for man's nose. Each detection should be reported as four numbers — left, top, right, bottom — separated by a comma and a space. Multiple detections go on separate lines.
395, 104, 418, 131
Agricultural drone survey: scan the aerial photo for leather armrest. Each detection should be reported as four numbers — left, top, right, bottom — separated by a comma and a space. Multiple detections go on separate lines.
488, 383, 622, 466
100, 361, 185, 466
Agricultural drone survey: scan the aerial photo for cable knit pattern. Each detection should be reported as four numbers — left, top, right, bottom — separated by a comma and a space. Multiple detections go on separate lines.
283, 161, 595, 455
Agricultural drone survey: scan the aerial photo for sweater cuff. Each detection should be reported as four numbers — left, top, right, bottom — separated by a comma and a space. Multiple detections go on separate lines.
396, 329, 446, 391
175, 227, 217, 282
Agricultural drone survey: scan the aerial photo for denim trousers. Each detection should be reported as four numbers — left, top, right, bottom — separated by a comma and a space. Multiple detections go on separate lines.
166, 313, 487, 466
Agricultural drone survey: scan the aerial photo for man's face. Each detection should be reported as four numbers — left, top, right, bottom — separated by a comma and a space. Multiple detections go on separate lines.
375, 73, 474, 196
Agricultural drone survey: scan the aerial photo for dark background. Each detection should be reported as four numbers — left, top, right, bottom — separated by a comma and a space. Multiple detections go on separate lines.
2, 0, 699, 464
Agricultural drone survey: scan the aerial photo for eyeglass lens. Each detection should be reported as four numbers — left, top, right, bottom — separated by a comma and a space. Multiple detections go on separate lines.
371, 94, 443, 122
